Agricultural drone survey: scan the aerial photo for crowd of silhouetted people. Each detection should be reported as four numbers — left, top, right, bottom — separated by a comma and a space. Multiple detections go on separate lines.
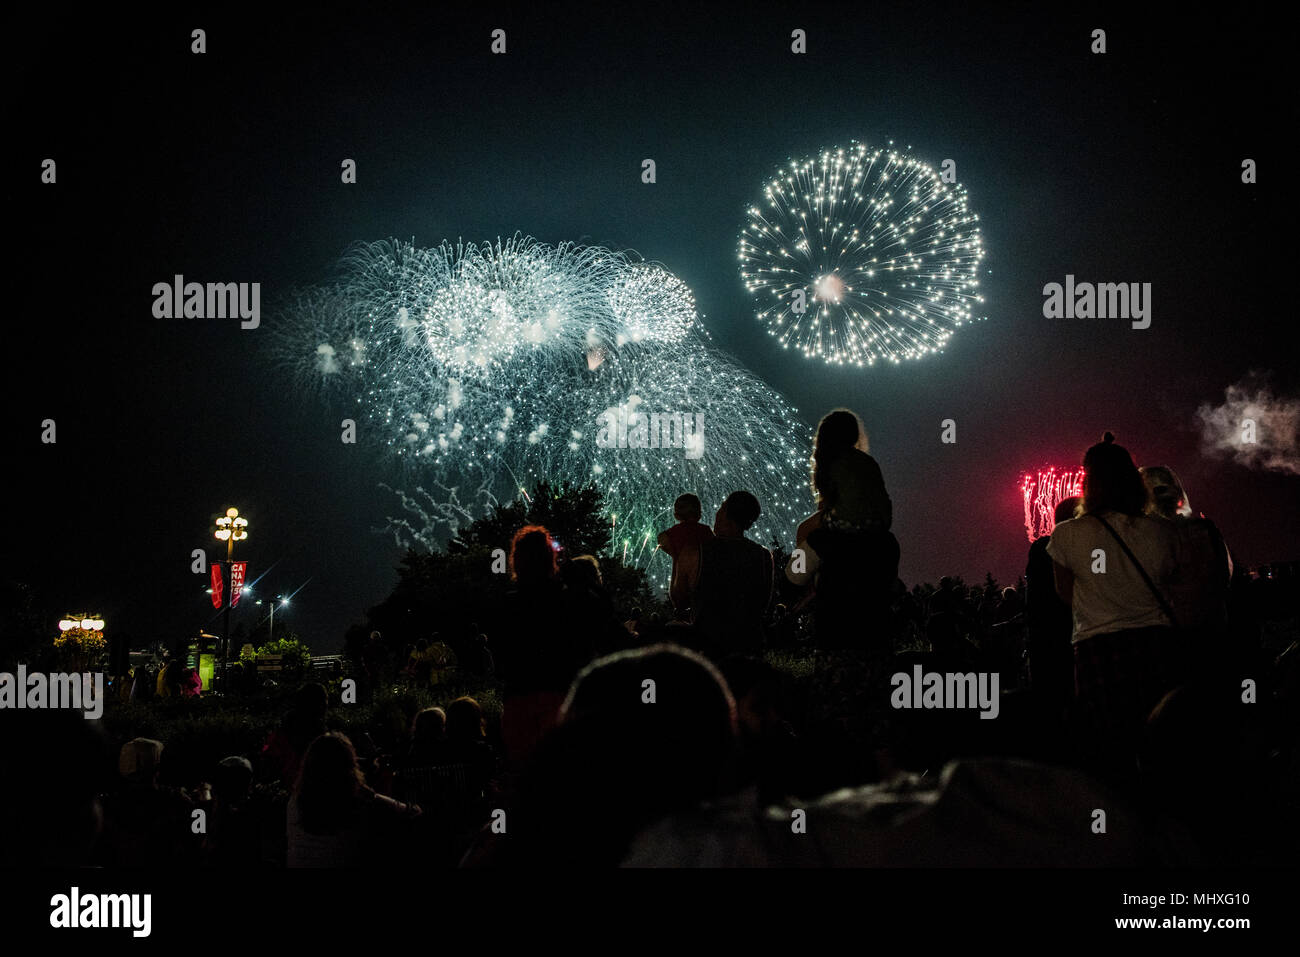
5, 411, 1297, 868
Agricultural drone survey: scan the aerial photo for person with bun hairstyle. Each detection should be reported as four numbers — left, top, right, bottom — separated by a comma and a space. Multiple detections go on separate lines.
1047, 432, 1182, 782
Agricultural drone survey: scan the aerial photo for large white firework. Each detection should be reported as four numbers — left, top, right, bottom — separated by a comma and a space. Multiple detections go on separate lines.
274, 235, 811, 576
739, 141, 985, 367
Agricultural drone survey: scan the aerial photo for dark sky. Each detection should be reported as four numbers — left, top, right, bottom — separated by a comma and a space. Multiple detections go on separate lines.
9, 5, 1294, 654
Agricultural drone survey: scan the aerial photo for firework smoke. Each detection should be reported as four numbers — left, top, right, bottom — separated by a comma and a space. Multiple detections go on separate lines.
1196, 373, 1300, 476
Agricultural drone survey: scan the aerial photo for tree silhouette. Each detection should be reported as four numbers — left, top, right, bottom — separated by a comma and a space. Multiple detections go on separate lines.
365, 481, 656, 660
448, 480, 611, 557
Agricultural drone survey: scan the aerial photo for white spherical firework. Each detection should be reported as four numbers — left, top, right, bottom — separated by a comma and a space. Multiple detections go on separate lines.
739, 141, 985, 367
607, 263, 696, 345
275, 235, 812, 574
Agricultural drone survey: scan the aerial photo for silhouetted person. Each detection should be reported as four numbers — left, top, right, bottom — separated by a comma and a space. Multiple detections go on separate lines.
1026, 496, 1080, 712
494, 525, 597, 766
787, 408, 893, 592
262, 682, 329, 787
99, 737, 197, 867
208, 756, 258, 867
790, 409, 900, 787
362, 630, 390, 699
1048, 432, 1181, 785
558, 553, 626, 656
406, 637, 433, 687
1141, 465, 1236, 670
287, 732, 420, 867
809, 407, 892, 532
406, 707, 447, 765
131, 662, 157, 701
693, 491, 774, 659
158, 658, 187, 697
460, 630, 495, 678
657, 492, 715, 618
438, 696, 496, 798
462, 643, 737, 867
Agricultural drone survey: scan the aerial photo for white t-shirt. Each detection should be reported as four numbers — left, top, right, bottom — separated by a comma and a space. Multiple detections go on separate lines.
1046, 511, 1178, 642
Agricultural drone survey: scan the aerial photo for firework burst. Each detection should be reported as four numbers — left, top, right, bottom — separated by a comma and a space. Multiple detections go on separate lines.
739, 141, 985, 367
274, 235, 812, 576
1020, 467, 1085, 542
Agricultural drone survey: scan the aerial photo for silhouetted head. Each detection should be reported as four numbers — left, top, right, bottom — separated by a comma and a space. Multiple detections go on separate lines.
295, 681, 329, 719
446, 696, 485, 743
1140, 465, 1192, 519
411, 706, 446, 743
215, 756, 253, 805
294, 732, 364, 833
673, 493, 702, 523
492, 644, 737, 866
812, 408, 869, 506
1081, 432, 1148, 517
715, 490, 761, 536
559, 554, 602, 590
510, 525, 557, 583
1054, 495, 1082, 525
560, 643, 737, 802
119, 737, 164, 788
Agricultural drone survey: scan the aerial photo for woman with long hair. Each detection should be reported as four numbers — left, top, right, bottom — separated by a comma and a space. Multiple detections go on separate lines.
809, 408, 892, 529
789, 408, 900, 788
287, 731, 419, 867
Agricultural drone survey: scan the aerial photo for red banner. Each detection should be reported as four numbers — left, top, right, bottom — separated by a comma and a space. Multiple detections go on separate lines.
210, 563, 223, 608
230, 562, 247, 607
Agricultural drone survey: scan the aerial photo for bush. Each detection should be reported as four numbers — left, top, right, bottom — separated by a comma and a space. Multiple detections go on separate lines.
243, 636, 312, 676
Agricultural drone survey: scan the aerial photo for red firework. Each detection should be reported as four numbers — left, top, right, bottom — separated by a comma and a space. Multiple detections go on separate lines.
1020, 468, 1085, 542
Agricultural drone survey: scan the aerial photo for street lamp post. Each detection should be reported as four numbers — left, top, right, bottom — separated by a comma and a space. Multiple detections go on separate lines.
213, 506, 249, 687
56, 615, 106, 675
256, 595, 288, 644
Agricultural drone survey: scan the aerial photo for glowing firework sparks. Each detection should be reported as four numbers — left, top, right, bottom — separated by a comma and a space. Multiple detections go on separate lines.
273, 235, 811, 578
739, 141, 985, 367
607, 263, 696, 346
1020, 467, 1085, 542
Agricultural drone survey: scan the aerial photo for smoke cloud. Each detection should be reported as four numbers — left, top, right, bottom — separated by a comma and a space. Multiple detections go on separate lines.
1196, 373, 1300, 475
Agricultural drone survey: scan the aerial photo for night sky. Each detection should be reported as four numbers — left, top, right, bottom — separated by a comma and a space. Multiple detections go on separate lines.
10, 5, 1294, 654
